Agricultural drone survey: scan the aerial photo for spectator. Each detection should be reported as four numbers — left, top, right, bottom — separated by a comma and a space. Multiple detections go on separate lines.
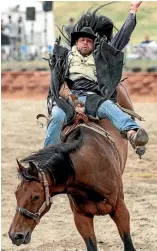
1, 19, 10, 46
1, 19, 5, 32
17, 16, 26, 60
66, 17, 75, 34
5, 15, 18, 59
17, 16, 26, 44
65, 17, 75, 49
141, 35, 153, 45
1, 19, 10, 61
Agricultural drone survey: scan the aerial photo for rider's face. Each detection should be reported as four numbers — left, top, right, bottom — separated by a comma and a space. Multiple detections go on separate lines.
76, 37, 94, 56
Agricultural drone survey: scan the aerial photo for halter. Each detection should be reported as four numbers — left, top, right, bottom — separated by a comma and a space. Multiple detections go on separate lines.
16, 169, 54, 223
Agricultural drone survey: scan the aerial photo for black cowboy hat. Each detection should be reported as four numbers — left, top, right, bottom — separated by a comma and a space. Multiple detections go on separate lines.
71, 27, 97, 46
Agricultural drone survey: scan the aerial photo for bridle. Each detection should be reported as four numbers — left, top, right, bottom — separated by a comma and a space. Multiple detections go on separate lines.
16, 169, 54, 223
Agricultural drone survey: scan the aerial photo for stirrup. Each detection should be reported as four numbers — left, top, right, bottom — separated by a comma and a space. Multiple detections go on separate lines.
135, 146, 146, 159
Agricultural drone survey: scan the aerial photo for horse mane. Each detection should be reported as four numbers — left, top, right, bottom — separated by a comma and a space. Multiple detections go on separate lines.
20, 127, 83, 185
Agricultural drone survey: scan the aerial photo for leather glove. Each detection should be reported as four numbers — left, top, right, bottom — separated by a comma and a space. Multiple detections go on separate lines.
68, 94, 84, 107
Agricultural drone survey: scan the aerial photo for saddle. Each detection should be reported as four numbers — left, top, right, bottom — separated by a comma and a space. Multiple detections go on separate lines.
61, 113, 114, 144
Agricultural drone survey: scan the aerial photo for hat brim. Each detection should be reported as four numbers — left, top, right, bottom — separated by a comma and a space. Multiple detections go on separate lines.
71, 31, 97, 46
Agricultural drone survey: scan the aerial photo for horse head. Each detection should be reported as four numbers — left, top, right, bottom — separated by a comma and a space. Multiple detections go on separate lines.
8, 160, 52, 246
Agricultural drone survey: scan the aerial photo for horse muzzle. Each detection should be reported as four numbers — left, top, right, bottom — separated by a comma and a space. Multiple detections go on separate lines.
8, 230, 32, 246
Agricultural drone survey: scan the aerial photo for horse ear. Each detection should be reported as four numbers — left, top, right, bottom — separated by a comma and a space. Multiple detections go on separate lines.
16, 159, 24, 173
28, 162, 38, 177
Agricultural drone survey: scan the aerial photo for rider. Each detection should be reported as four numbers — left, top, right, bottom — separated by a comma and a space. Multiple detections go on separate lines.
44, 1, 149, 156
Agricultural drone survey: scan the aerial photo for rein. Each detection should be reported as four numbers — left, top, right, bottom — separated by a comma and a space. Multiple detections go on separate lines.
16, 169, 54, 224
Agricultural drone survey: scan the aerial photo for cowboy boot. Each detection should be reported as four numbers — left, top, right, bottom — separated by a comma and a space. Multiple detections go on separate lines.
129, 128, 149, 158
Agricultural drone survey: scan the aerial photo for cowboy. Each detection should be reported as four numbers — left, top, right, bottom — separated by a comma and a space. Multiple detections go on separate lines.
44, 1, 149, 157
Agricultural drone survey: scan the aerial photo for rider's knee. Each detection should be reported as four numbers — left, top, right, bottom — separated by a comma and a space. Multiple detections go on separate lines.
97, 99, 113, 117
103, 100, 113, 106
52, 107, 66, 124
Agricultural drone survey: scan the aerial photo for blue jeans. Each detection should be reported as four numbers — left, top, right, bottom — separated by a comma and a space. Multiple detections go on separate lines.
44, 96, 140, 147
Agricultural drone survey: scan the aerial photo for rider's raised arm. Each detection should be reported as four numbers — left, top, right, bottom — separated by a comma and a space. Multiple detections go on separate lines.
111, 1, 142, 51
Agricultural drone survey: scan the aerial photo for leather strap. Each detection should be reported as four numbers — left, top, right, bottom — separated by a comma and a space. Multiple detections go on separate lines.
116, 103, 145, 121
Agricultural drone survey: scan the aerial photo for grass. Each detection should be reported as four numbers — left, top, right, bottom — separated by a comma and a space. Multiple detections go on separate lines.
54, 1, 157, 44
1, 59, 157, 72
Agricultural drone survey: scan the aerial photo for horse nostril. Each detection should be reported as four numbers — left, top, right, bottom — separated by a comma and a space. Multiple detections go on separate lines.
14, 233, 24, 240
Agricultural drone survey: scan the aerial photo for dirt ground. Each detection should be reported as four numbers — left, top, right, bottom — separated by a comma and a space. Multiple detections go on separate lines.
1, 100, 157, 251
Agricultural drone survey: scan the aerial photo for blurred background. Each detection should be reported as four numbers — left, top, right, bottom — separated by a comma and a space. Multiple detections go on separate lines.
1, 1, 157, 71
1, 1, 55, 63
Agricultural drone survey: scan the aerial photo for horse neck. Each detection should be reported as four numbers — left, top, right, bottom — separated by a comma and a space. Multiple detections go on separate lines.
46, 172, 73, 196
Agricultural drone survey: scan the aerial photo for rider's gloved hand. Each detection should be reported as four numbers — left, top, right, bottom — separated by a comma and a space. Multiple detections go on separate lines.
75, 104, 85, 114
73, 99, 84, 107
68, 94, 84, 107
68, 94, 85, 114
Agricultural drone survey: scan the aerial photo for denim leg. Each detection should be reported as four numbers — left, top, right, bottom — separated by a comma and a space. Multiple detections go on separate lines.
97, 100, 140, 132
78, 96, 86, 103
44, 106, 67, 147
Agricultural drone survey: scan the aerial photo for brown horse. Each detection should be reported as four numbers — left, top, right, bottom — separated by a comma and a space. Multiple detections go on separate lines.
9, 84, 136, 251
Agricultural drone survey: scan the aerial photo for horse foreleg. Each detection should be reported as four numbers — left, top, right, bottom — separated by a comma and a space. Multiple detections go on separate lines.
72, 206, 97, 251
110, 197, 136, 251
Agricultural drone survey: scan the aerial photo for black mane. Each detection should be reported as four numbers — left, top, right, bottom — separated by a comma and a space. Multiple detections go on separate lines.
20, 127, 83, 185
61, 3, 116, 46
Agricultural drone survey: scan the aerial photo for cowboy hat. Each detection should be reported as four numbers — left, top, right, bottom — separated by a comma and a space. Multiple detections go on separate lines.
71, 27, 97, 46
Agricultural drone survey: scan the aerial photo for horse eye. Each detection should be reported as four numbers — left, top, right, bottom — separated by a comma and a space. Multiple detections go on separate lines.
32, 195, 40, 201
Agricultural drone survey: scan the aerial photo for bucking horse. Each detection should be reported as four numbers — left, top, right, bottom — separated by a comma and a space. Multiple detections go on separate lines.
9, 82, 138, 251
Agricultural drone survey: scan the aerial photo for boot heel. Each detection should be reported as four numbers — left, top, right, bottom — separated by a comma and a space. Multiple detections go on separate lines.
135, 146, 146, 159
